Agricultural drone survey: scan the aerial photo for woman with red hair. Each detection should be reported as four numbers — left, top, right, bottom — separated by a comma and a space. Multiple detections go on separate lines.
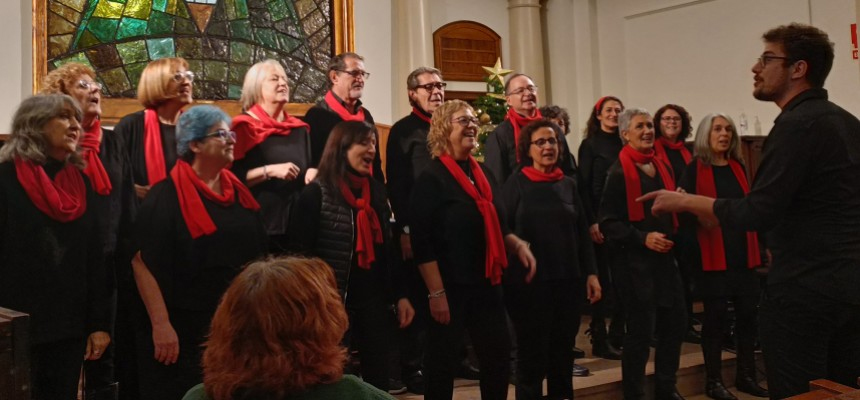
182, 256, 394, 400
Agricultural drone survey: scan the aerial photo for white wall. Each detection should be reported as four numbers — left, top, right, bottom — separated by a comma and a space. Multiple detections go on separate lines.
353, 0, 394, 124
0, 0, 31, 131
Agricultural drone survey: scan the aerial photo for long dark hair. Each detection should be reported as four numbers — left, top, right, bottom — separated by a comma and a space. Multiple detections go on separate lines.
316, 120, 377, 190
583, 95, 624, 139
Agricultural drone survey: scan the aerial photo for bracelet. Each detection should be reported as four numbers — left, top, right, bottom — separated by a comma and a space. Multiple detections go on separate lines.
427, 289, 446, 299
262, 165, 269, 180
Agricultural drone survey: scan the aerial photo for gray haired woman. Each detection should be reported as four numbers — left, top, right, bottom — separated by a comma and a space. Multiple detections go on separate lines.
0, 94, 109, 399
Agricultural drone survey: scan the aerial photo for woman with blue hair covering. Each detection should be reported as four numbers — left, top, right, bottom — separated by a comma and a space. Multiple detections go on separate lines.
131, 105, 268, 399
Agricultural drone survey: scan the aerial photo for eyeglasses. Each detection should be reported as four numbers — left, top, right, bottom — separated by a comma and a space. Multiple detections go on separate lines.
452, 116, 479, 127
414, 82, 447, 91
757, 55, 792, 68
661, 116, 682, 122
337, 69, 371, 79
530, 137, 558, 147
202, 129, 236, 142
173, 71, 195, 83
508, 85, 538, 96
77, 80, 103, 92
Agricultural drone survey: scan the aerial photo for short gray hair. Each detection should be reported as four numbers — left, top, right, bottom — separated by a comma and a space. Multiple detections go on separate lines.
618, 108, 651, 144
407, 67, 442, 90
0, 94, 84, 168
693, 113, 743, 165
176, 105, 231, 160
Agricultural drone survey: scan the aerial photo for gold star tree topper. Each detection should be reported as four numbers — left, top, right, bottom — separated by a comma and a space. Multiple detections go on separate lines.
482, 58, 513, 99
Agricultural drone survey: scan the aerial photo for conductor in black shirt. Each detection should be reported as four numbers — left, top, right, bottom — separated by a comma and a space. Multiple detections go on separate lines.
641, 24, 860, 398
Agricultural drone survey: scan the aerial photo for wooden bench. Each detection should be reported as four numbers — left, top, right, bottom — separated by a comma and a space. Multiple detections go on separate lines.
786, 379, 860, 400
0, 307, 30, 400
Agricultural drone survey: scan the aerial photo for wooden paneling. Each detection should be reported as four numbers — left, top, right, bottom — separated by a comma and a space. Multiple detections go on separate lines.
433, 21, 502, 82
0, 308, 29, 400
740, 136, 766, 182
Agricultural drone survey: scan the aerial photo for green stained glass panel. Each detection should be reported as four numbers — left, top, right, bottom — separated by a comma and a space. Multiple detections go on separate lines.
54, 52, 91, 69
93, 0, 124, 18
146, 11, 174, 34
117, 17, 148, 39
294, 0, 314, 19
116, 40, 148, 63
48, 34, 74, 59
301, 9, 323, 37
223, 0, 236, 20
147, 38, 175, 59
78, 29, 101, 48
174, 0, 190, 18
186, 59, 204, 76
174, 17, 197, 34
125, 62, 148, 88
254, 28, 277, 49
102, 66, 132, 94
86, 45, 123, 70
49, 14, 78, 35
152, 0, 167, 12
57, 0, 87, 12
228, 84, 242, 99
228, 64, 249, 84
123, 0, 152, 20
50, 3, 81, 24
279, 35, 300, 53
229, 20, 252, 40
87, 18, 120, 43
229, 41, 252, 63
203, 61, 228, 81
208, 22, 228, 36
175, 37, 203, 58
234, 0, 248, 19
267, 1, 288, 22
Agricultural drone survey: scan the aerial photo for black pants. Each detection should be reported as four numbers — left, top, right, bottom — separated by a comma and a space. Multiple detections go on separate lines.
85, 252, 118, 395
135, 310, 209, 400
30, 337, 86, 400
591, 242, 625, 342
621, 291, 686, 399
701, 294, 759, 380
505, 279, 581, 400
759, 283, 860, 399
344, 295, 396, 392
425, 284, 511, 400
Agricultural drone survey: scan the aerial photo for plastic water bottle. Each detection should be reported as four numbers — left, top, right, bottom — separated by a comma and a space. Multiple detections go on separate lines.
738, 113, 749, 136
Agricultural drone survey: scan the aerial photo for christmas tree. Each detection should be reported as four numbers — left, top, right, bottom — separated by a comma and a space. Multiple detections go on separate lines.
472, 58, 512, 158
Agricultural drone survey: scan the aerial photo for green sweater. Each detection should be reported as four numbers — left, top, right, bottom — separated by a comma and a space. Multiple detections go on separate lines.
181, 374, 395, 400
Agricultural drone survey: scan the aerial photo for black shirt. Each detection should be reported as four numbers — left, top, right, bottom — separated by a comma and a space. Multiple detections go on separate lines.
115, 110, 179, 191
410, 159, 509, 286
500, 172, 597, 285
579, 130, 623, 224
483, 119, 578, 185
0, 160, 108, 344
713, 89, 860, 304
230, 125, 311, 236
94, 128, 136, 255
385, 111, 433, 231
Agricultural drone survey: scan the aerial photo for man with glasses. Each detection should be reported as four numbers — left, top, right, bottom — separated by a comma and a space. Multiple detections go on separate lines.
484, 73, 577, 185
304, 52, 383, 181
641, 23, 860, 399
385, 66, 446, 395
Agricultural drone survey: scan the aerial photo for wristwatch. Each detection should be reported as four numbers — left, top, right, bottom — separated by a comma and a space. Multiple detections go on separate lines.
402, 225, 410, 234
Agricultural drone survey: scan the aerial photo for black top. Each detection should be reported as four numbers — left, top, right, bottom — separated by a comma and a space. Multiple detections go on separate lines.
0, 160, 108, 344
94, 128, 136, 255
303, 93, 384, 180
410, 159, 510, 286
483, 119, 578, 186
500, 172, 597, 285
385, 111, 433, 231
662, 144, 692, 184
135, 177, 268, 315
579, 130, 623, 224
599, 160, 683, 305
230, 126, 311, 236
713, 89, 860, 304
116, 110, 179, 192
680, 160, 759, 297
289, 178, 402, 305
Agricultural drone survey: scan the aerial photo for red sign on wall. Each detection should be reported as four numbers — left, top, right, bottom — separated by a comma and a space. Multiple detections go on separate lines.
852, 23, 858, 59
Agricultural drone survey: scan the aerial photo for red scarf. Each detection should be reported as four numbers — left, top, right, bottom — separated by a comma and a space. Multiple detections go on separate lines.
144, 109, 168, 186
439, 154, 507, 285
412, 107, 432, 124
505, 108, 543, 163
79, 119, 112, 195
15, 158, 86, 222
521, 166, 563, 182
170, 160, 260, 239
654, 137, 692, 167
231, 104, 310, 160
695, 160, 761, 271
338, 174, 383, 269
618, 146, 677, 227
324, 91, 365, 122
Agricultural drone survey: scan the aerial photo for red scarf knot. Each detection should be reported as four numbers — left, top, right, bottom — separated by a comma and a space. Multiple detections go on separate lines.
505, 108, 543, 163
694, 159, 761, 271
618, 146, 678, 229
339, 174, 383, 269
15, 157, 86, 222
170, 160, 260, 239
231, 104, 310, 160
521, 166, 563, 182
439, 154, 508, 285
79, 119, 112, 195
654, 137, 692, 166
325, 91, 366, 122
411, 107, 432, 124
144, 109, 168, 186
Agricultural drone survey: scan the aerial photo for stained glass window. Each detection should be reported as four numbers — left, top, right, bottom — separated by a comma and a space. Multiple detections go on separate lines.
44, 0, 337, 103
